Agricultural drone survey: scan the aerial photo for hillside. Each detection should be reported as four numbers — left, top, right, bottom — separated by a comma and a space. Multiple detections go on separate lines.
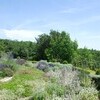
0, 54, 99, 100
0, 30, 100, 100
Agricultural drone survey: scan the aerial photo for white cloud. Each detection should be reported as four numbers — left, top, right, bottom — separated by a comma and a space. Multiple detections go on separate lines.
1, 29, 43, 41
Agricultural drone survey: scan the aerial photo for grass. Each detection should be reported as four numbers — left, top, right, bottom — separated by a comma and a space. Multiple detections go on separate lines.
0, 67, 44, 97
75, 67, 96, 75
0, 61, 99, 100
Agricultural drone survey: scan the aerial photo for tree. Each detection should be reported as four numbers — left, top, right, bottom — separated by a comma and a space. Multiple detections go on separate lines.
46, 31, 73, 62
35, 34, 50, 60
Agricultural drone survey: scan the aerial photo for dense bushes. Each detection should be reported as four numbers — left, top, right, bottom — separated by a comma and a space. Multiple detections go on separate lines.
78, 87, 99, 100
0, 89, 18, 100
96, 69, 100, 75
0, 53, 23, 77
1, 68, 14, 77
36, 60, 49, 72
0, 58, 99, 99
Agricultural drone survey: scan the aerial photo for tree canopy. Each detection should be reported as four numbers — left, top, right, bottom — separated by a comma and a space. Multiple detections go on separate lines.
0, 30, 100, 70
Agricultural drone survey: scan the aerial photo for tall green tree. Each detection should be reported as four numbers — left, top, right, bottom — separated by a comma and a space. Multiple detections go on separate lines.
45, 30, 75, 63
36, 34, 50, 60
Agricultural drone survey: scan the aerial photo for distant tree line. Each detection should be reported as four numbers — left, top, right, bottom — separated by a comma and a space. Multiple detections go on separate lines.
0, 30, 100, 70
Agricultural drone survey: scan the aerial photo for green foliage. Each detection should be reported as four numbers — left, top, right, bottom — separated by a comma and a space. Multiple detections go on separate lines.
78, 87, 99, 100
0, 67, 44, 93
0, 30, 100, 72
0, 89, 18, 100
46, 83, 65, 97
0, 39, 36, 60
0, 30, 100, 99
35, 30, 78, 63
0, 71, 6, 77
2, 68, 14, 77
31, 90, 48, 100
36, 34, 50, 60
78, 72, 92, 87
73, 48, 100, 71
96, 69, 100, 75
0, 61, 99, 99
45, 30, 76, 63
62, 60, 68, 64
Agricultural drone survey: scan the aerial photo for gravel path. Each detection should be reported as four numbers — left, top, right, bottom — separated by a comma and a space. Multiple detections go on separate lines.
0, 77, 12, 82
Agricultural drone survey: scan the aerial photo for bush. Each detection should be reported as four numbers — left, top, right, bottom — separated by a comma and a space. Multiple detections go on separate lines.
0, 70, 6, 77
25, 61, 33, 67
0, 89, 17, 100
37, 60, 49, 72
96, 69, 100, 75
3, 68, 14, 77
0, 68, 14, 77
63, 60, 68, 64
79, 72, 92, 87
78, 87, 99, 100
15, 85, 25, 97
46, 83, 65, 97
31, 90, 47, 100
48, 63, 55, 67
16, 58, 26, 65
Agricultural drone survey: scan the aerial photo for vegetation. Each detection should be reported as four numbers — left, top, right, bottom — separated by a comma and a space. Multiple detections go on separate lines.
0, 30, 100, 99
0, 59, 99, 100
0, 30, 100, 70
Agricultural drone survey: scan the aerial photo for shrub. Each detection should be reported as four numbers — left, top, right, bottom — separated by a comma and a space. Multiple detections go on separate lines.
25, 61, 33, 67
62, 60, 68, 64
31, 90, 47, 100
48, 63, 55, 67
0, 70, 6, 77
0, 68, 14, 77
96, 69, 100, 75
98, 91, 100, 100
15, 85, 25, 97
78, 72, 92, 87
78, 87, 99, 100
15, 84, 32, 97
37, 60, 49, 72
0, 89, 17, 100
46, 83, 65, 97
3, 68, 14, 77
16, 58, 26, 65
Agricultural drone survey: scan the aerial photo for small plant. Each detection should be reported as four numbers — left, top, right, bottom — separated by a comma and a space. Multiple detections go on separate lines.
78, 87, 99, 100
46, 83, 65, 97
79, 72, 92, 87
0, 89, 17, 100
31, 90, 48, 100
3, 68, 14, 77
15, 85, 25, 97
0, 68, 14, 77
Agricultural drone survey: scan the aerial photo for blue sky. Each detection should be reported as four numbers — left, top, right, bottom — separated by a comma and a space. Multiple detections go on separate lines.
0, 0, 100, 50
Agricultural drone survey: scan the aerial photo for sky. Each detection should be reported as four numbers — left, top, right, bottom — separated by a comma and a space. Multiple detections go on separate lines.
0, 0, 100, 50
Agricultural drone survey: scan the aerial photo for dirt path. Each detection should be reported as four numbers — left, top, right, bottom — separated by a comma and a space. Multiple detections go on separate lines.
0, 77, 12, 82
